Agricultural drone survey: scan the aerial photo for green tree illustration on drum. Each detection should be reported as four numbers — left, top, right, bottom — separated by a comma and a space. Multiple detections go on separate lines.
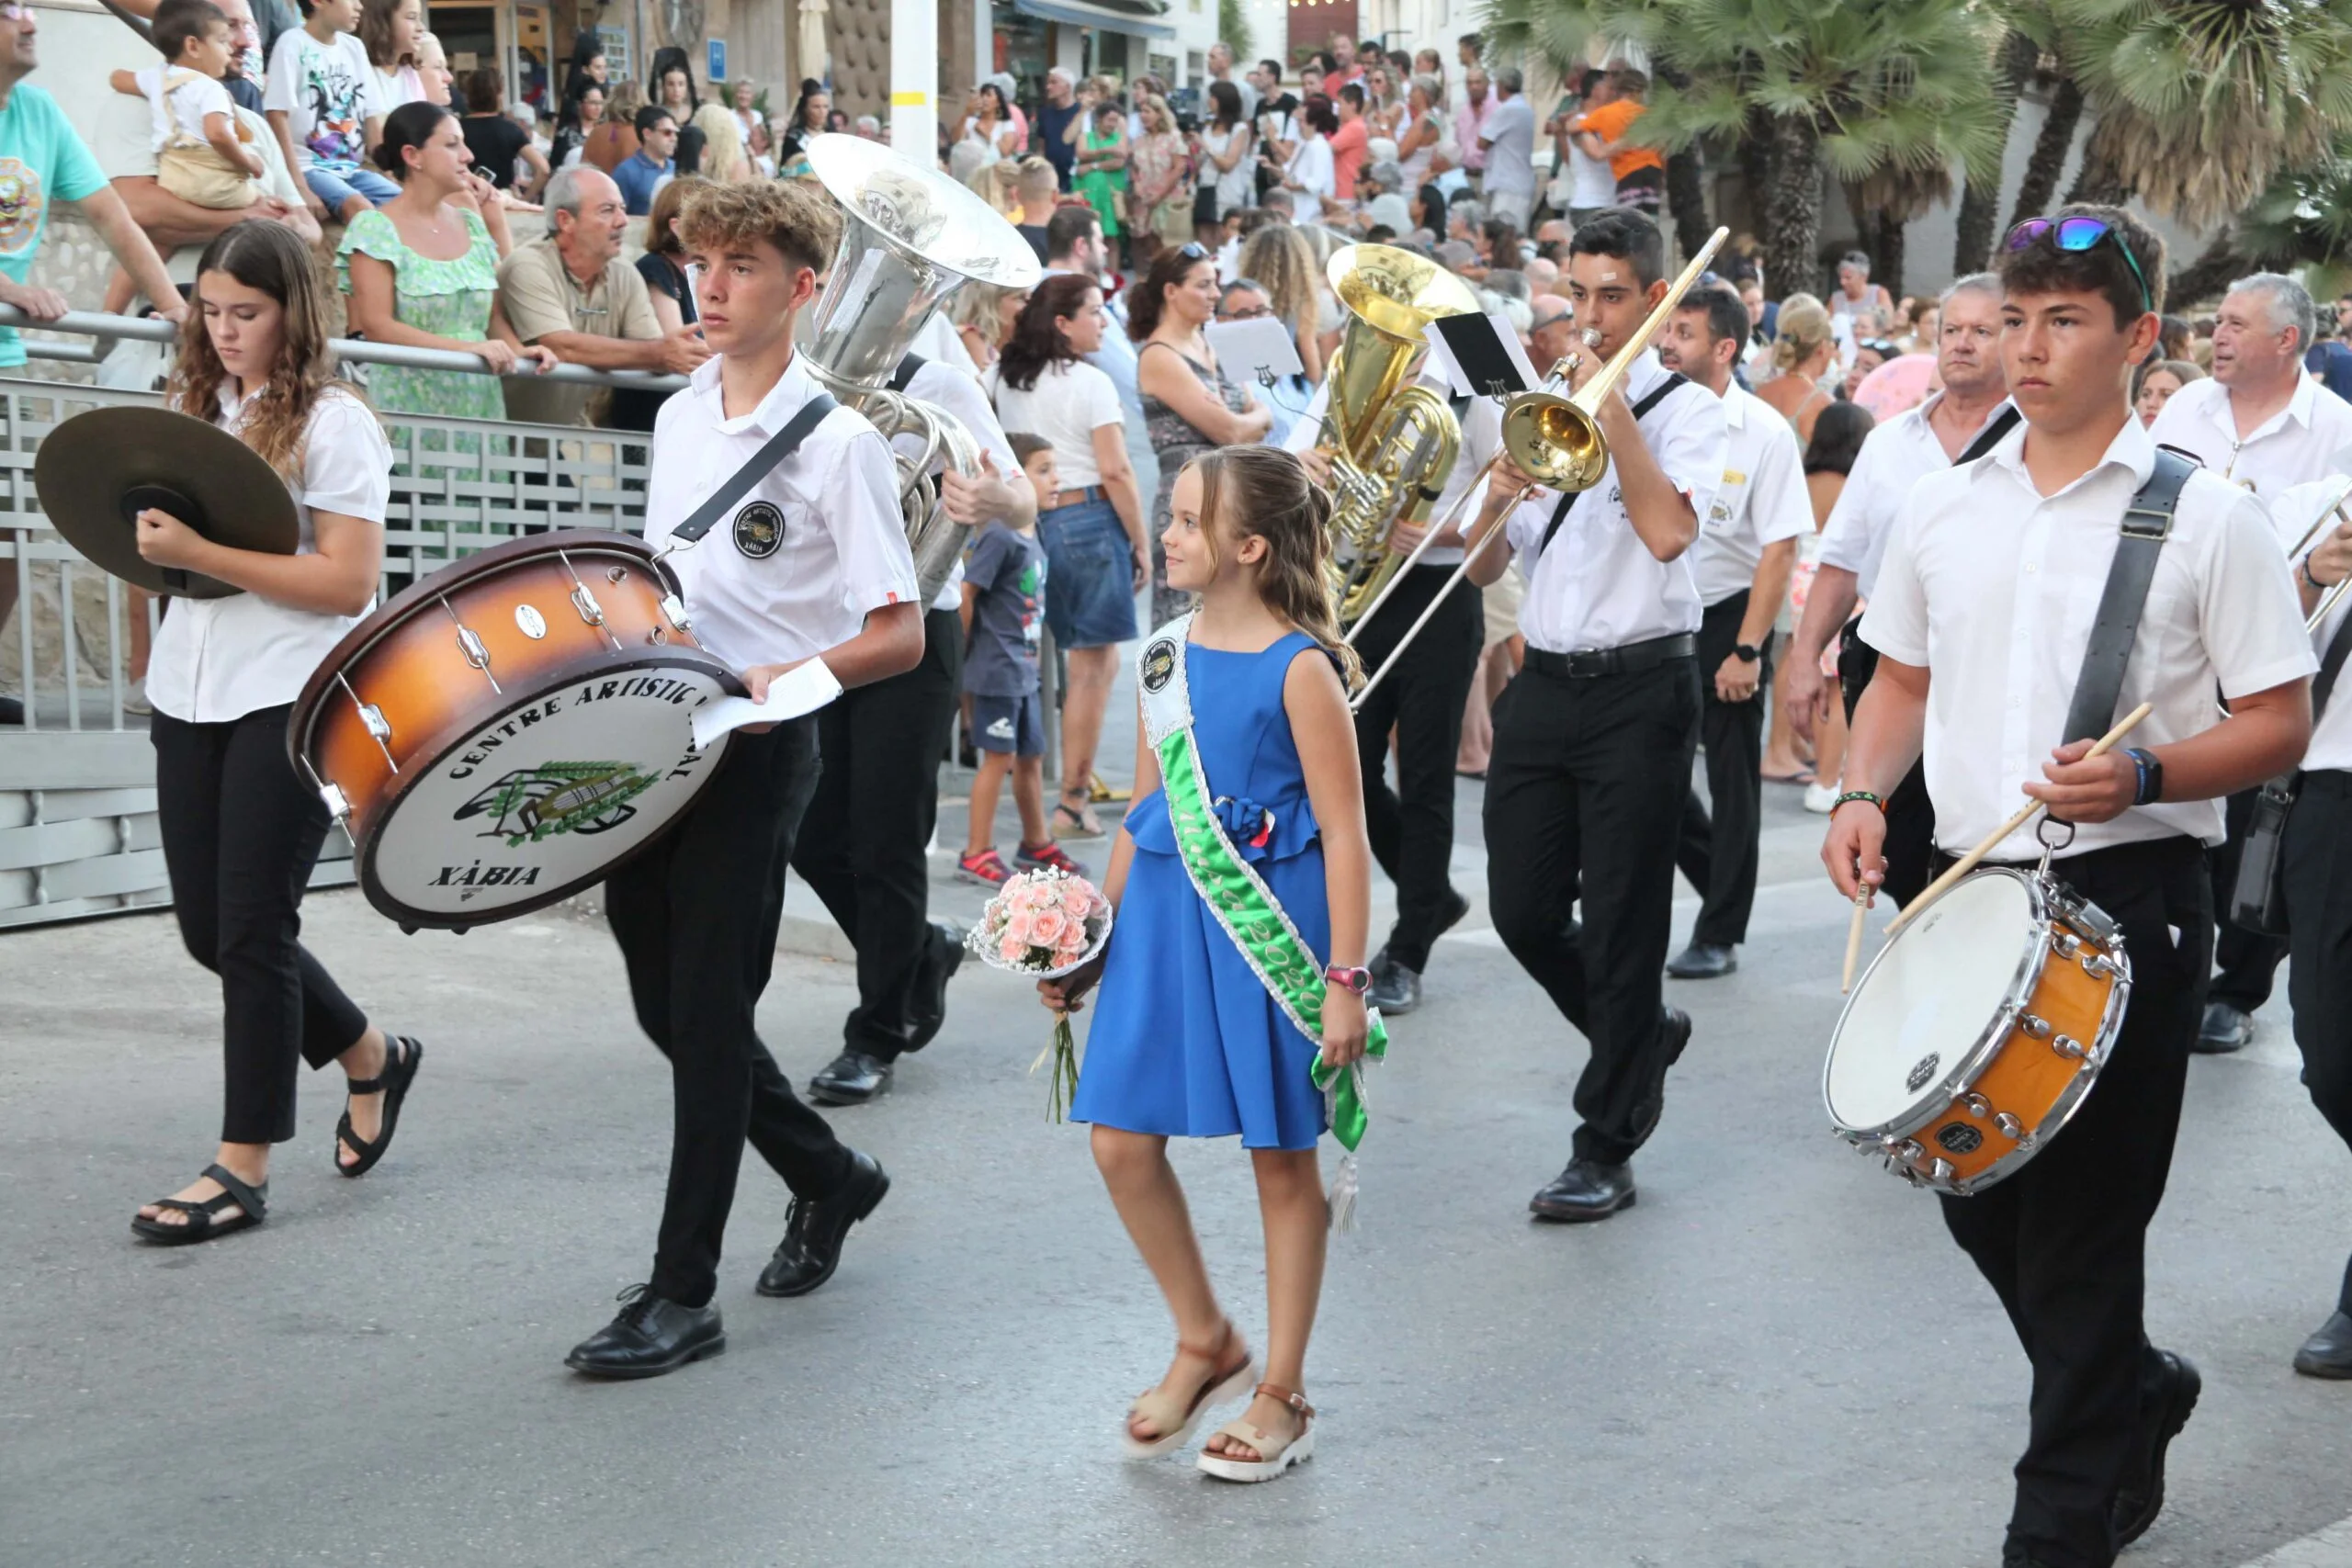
453, 762, 663, 846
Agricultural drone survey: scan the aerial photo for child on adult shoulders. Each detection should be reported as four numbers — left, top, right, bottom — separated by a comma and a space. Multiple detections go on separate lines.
960, 433, 1087, 887
1038, 445, 1374, 1482
103, 0, 266, 313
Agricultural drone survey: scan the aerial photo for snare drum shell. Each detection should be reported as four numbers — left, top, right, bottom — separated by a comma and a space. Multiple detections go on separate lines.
1826, 868, 2131, 1195
289, 532, 741, 928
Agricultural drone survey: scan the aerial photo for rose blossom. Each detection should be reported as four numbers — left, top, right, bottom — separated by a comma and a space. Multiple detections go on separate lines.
1031, 908, 1069, 946
1007, 909, 1036, 945
999, 932, 1029, 965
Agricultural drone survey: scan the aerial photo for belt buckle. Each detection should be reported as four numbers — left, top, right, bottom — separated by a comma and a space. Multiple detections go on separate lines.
1565, 649, 1607, 678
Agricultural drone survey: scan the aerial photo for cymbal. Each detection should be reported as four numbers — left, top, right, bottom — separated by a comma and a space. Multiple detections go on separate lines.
34, 406, 300, 599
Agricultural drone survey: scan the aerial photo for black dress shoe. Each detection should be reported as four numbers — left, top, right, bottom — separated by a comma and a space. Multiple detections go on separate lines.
1529, 1158, 1636, 1222
1366, 953, 1421, 1014
902, 920, 966, 1054
1634, 1007, 1694, 1142
1434, 886, 1471, 939
2113, 1348, 2200, 1548
1665, 942, 1736, 979
757, 1149, 890, 1297
808, 1050, 893, 1106
2194, 1000, 2253, 1054
565, 1285, 726, 1379
2293, 1310, 2352, 1378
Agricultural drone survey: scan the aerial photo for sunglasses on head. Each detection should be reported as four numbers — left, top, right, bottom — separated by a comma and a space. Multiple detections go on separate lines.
1178, 243, 1209, 260
2006, 215, 2153, 315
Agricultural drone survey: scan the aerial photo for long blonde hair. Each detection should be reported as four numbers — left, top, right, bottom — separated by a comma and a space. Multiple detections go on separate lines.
1188, 446, 1362, 689
690, 101, 748, 181
169, 220, 364, 478
1771, 294, 1834, 376
1238, 223, 1319, 337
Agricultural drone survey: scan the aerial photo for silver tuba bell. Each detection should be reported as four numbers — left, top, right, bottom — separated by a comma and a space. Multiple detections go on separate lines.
799, 133, 1043, 602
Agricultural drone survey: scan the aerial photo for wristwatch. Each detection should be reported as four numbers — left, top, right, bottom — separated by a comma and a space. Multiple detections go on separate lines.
1734, 642, 1762, 663
1323, 963, 1374, 996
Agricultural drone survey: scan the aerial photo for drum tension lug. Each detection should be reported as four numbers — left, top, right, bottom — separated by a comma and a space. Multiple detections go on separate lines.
1995, 1112, 2026, 1141
2018, 1012, 2052, 1040
1962, 1092, 1992, 1118
660, 593, 692, 633
1928, 1157, 1956, 1183
2051, 1034, 2087, 1062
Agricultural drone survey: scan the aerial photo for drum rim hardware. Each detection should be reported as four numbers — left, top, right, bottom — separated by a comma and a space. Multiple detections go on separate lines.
1825, 866, 2133, 1195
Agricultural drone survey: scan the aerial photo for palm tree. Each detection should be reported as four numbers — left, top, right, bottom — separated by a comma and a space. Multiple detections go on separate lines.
2165, 139, 2352, 308
2057, 0, 2352, 225
1481, 0, 2007, 297
1955, 28, 2043, 271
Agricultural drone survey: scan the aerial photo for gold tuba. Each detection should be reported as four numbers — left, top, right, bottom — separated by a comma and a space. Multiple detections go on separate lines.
800, 134, 1043, 602
1316, 244, 1483, 626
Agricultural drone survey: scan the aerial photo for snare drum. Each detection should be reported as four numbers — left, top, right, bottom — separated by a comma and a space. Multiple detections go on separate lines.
289, 531, 741, 930
1824, 867, 2131, 1194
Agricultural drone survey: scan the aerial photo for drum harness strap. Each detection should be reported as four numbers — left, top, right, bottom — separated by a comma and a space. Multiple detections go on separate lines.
662, 392, 841, 548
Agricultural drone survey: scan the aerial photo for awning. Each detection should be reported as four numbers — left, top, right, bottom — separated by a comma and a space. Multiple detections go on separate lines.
1009, 0, 1176, 40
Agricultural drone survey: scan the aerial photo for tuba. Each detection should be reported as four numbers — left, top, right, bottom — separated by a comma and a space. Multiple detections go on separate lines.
800, 134, 1044, 602
1316, 244, 1483, 626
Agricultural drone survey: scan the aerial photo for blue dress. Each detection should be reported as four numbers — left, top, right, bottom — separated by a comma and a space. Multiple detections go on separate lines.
1071, 630, 1331, 1151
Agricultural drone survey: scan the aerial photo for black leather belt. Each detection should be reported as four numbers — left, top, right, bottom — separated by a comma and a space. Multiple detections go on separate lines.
1526, 633, 1697, 680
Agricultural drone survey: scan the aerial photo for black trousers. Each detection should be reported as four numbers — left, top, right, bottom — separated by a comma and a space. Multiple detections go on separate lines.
789, 607, 964, 1061
1838, 623, 1937, 908
606, 719, 852, 1309
2207, 786, 2290, 1014
1351, 565, 1484, 973
2281, 772, 2352, 1316
1935, 836, 2209, 1568
152, 705, 370, 1145
1676, 591, 1770, 946
1484, 654, 1701, 1165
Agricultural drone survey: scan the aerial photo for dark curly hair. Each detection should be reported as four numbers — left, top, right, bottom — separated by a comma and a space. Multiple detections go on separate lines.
997, 275, 1102, 392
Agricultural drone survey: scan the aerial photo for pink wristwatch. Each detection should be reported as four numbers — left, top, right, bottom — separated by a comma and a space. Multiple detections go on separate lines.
1323, 963, 1373, 996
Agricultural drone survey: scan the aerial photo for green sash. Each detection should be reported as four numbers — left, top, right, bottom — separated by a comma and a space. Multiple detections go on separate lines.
1136, 615, 1387, 1223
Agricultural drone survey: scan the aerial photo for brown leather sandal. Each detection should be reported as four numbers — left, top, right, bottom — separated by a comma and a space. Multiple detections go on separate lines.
1197, 1382, 1316, 1482
1121, 1320, 1260, 1459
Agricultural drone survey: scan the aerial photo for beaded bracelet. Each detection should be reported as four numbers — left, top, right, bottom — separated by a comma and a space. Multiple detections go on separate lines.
1832, 790, 1886, 813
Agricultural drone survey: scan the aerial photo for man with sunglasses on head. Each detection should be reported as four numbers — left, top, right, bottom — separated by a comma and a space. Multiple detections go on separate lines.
1825, 207, 2315, 1568
2145, 272, 2352, 1055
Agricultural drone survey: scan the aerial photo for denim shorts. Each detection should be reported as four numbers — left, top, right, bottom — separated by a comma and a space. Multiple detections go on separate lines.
972, 691, 1046, 756
302, 164, 401, 212
1036, 496, 1137, 649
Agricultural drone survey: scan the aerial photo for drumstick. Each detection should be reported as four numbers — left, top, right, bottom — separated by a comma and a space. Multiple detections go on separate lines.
1840, 889, 1870, 995
1883, 701, 2154, 938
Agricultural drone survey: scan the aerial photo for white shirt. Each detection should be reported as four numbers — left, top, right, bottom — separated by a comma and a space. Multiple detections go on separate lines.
263, 28, 385, 171
2268, 477, 2352, 773
147, 386, 390, 725
1478, 94, 1537, 197
1690, 382, 1813, 605
1286, 134, 1334, 226
1499, 350, 1726, 651
140, 65, 235, 151
903, 357, 1019, 613
2145, 370, 2352, 500
1283, 372, 1500, 569
986, 359, 1123, 490
1818, 391, 2015, 599
1566, 120, 1615, 209
93, 95, 301, 287
645, 353, 919, 671
1860, 415, 2316, 859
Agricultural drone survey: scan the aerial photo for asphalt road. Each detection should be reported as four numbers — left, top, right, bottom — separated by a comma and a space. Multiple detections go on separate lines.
5, 770, 2349, 1568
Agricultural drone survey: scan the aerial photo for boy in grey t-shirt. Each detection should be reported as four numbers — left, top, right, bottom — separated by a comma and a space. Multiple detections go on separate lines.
958, 434, 1088, 886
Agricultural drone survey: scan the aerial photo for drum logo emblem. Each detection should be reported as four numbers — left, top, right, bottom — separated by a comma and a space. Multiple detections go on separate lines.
1905, 1052, 1941, 1093
1141, 639, 1178, 693
453, 761, 661, 846
1935, 1122, 1984, 1156
515, 604, 548, 639
733, 502, 786, 559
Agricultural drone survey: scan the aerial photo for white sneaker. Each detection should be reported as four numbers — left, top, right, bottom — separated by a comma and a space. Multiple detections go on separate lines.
1803, 781, 1839, 815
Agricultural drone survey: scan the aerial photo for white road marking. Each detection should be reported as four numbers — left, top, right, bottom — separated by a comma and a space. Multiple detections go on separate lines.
2237, 1516, 2352, 1566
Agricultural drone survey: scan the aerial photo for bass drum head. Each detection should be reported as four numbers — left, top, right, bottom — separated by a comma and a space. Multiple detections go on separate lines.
1826, 870, 2041, 1135
360, 653, 735, 927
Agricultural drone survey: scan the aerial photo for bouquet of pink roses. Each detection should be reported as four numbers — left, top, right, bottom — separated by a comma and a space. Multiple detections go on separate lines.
966, 867, 1114, 1121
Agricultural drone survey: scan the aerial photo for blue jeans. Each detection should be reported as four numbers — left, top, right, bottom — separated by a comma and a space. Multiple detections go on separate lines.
1036, 496, 1137, 649
302, 163, 400, 211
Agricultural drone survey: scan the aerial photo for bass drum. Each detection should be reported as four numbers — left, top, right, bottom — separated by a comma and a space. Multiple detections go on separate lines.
289, 531, 740, 930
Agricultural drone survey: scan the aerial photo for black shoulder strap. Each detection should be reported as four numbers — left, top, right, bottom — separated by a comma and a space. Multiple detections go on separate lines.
1538, 373, 1689, 557
2060, 448, 2195, 744
889, 353, 927, 393
668, 393, 840, 545
1954, 404, 2021, 467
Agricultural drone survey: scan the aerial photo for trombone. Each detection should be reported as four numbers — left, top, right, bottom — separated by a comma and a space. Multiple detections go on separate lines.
2297, 475, 2352, 632
1347, 226, 1732, 710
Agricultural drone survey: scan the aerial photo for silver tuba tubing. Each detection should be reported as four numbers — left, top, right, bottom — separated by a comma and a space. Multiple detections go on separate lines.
800, 134, 1043, 602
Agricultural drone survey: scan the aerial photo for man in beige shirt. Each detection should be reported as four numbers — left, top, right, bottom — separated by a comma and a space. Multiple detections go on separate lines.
496, 165, 708, 425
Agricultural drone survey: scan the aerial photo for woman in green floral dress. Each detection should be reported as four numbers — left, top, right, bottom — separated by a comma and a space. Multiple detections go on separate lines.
338, 102, 552, 487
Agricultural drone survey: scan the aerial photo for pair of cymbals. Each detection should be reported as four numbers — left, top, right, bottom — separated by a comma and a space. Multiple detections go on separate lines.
34, 406, 299, 598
